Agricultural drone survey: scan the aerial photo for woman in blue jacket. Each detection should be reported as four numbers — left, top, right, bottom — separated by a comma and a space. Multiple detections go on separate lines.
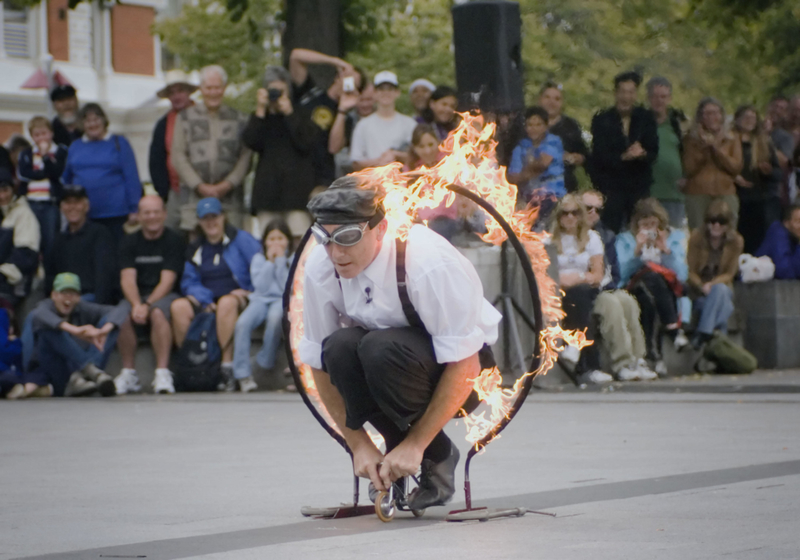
61, 103, 141, 243
171, 198, 261, 390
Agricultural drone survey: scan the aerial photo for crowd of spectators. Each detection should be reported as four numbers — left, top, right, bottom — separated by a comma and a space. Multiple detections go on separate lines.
2, 52, 800, 397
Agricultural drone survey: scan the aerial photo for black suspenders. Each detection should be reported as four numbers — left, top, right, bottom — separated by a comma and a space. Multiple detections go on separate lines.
395, 238, 426, 330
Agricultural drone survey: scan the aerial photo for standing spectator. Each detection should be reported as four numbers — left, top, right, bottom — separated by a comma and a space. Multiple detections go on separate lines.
171, 65, 251, 233
647, 76, 687, 228
24, 273, 131, 397
733, 106, 783, 254
683, 98, 743, 231
170, 198, 261, 391
45, 185, 116, 304
590, 71, 659, 233
148, 70, 198, 227
15, 116, 67, 261
289, 48, 366, 186
0, 169, 40, 304
408, 79, 436, 119
233, 219, 293, 393
539, 81, 588, 194
114, 195, 186, 395
755, 203, 800, 279
50, 85, 82, 147
329, 83, 376, 176
789, 96, 800, 150
686, 199, 743, 349
417, 86, 460, 142
242, 66, 319, 239
61, 103, 141, 243
350, 71, 417, 171
616, 198, 689, 376
5, 135, 32, 190
765, 95, 795, 169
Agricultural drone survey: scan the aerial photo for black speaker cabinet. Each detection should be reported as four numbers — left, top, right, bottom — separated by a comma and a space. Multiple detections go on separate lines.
452, 0, 524, 114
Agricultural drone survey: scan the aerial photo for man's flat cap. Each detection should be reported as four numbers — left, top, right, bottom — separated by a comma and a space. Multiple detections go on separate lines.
307, 176, 383, 225
50, 85, 77, 102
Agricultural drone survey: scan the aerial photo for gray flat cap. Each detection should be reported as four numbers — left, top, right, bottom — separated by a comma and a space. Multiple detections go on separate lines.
307, 176, 383, 225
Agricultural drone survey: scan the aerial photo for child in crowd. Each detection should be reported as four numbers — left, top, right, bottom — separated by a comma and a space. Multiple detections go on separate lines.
418, 86, 460, 141
232, 219, 293, 393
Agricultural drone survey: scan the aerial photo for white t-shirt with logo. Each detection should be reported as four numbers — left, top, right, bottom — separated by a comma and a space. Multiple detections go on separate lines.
555, 230, 604, 276
350, 112, 417, 162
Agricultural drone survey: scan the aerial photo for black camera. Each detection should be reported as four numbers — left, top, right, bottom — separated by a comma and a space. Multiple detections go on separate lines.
267, 88, 282, 102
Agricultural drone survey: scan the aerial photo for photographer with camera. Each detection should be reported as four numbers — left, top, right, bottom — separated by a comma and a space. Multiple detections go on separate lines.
242, 66, 320, 239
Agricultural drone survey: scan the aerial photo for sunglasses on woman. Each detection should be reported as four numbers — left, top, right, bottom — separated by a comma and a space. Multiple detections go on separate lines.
560, 209, 580, 217
706, 216, 728, 226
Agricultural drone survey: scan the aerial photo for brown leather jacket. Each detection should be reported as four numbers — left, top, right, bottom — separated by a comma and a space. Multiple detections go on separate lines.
682, 128, 743, 196
687, 228, 744, 293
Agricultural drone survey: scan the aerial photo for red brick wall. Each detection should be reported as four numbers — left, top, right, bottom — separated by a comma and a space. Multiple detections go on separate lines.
47, 0, 70, 61
111, 4, 155, 76
0, 121, 24, 145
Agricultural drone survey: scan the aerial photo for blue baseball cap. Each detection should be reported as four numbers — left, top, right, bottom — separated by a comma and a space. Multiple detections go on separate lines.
196, 197, 222, 218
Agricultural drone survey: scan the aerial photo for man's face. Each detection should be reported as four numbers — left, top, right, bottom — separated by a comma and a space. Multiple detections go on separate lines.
0, 185, 14, 207
60, 196, 89, 225
525, 115, 548, 143
410, 86, 432, 114
52, 289, 80, 316
167, 85, 193, 112
200, 72, 227, 111
615, 80, 638, 114
375, 84, 400, 108
539, 87, 563, 120
785, 208, 800, 239
322, 220, 387, 279
138, 196, 166, 236
53, 96, 79, 123
769, 99, 788, 128
648, 85, 671, 116
582, 193, 603, 228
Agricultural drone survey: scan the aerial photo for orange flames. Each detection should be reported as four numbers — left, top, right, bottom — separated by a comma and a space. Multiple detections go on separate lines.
288, 112, 590, 451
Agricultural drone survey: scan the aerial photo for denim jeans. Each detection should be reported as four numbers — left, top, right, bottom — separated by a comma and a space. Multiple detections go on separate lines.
694, 283, 734, 336
233, 299, 283, 379
28, 201, 60, 262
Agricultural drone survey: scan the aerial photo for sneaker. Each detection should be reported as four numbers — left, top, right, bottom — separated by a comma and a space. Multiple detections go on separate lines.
219, 365, 236, 392
653, 359, 669, 377
695, 356, 718, 373
6, 384, 26, 400
153, 369, 175, 394
578, 370, 614, 385
80, 363, 106, 382
28, 385, 53, 398
114, 369, 141, 395
95, 372, 116, 397
239, 376, 258, 393
616, 366, 640, 381
673, 329, 690, 352
65, 372, 97, 397
635, 359, 658, 381
407, 445, 460, 510
559, 344, 580, 373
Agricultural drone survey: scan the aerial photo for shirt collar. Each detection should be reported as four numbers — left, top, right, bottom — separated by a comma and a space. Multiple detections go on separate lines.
81, 131, 112, 142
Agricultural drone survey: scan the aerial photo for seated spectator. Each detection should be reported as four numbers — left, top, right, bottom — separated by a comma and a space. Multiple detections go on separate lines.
539, 81, 588, 194
507, 106, 565, 222
582, 190, 656, 381
0, 305, 27, 399
170, 198, 261, 391
233, 219, 293, 393
50, 85, 82, 147
755, 203, 800, 279
114, 195, 186, 395
350, 71, 417, 170
0, 168, 41, 304
417, 86, 459, 142
687, 199, 743, 349
616, 198, 690, 376
45, 185, 117, 304
243, 66, 319, 239
549, 194, 611, 385
171, 65, 251, 233
23, 273, 131, 397
408, 78, 436, 119
5, 135, 32, 191
16, 116, 68, 261
61, 103, 142, 243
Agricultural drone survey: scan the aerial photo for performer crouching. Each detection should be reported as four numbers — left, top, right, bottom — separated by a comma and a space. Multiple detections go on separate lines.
300, 176, 501, 510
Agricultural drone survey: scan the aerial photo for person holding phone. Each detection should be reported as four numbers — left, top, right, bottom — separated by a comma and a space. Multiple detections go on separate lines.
242, 66, 320, 239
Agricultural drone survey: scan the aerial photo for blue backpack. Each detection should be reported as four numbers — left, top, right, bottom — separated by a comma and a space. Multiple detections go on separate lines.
172, 312, 222, 392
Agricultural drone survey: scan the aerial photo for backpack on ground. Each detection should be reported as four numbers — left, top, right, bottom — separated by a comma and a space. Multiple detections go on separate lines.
171, 312, 222, 391
703, 333, 758, 374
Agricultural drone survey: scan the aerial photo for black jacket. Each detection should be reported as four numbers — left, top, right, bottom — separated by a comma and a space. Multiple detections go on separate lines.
241, 111, 319, 213
148, 114, 171, 200
590, 105, 659, 195
51, 118, 82, 147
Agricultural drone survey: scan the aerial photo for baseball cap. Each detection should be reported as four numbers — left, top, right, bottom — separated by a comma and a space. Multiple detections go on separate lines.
196, 197, 223, 218
61, 184, 88, 200
373, 71, 399, 88
50, 84, 77, 102
53, 272, 81, 293
409, 79, 435, 93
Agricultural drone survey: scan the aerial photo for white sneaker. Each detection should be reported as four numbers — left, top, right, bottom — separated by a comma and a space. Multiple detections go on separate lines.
559, 345, 580, 372
239, 376, 258, 393
673, 330, 690, 352
579, 370, 614, 385
153, 369, 175, 394
635, 361, 658, 380
114, 368, 141, 395
653, 360, 669, 377
616, 366, 641, 381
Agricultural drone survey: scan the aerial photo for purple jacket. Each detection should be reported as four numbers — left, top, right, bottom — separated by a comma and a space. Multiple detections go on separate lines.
755, 221, 800, 280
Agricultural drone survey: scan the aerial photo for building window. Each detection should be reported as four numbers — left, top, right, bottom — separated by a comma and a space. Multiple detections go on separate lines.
3, 0, 31, 58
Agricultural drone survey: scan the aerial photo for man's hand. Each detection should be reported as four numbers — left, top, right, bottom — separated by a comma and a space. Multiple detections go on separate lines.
352, 440, 386, 491
734, 175, 753, 188
131, 303, 150, 325
379, 440, 424, 489
214, 180, 233, 197
337, 90, 359, 113
197, 183, 217, 197
376, 150, 397, 166
126, 213, 139, 227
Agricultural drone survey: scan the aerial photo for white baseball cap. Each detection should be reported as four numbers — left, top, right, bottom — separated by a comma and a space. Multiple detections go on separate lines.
373, 70, 400, 88
409, 79, 435, 93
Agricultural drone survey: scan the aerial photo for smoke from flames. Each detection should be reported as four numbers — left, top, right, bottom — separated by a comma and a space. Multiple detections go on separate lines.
288, 112, 590, 451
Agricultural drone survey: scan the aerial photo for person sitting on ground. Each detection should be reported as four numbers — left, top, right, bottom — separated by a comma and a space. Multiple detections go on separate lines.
408, 79, 436, 119
755, 203, 800, 280
45, 185, 117, 304
548, 194, 611, 385
23, 273, 132, 397
0, 169, 41, 305
114, 195, 186, 395
15, 116, 67, 261
616, 198, 690, 377
301, 176, 501, 510
232, 219, 293, 393
686, 199, 743, 350
50, 85, 82, 147
582, 190, 656, 381
0, 305, 27, 399
170, 198, 261, 391
350, 71, 417, 171
417, 86, 460, 142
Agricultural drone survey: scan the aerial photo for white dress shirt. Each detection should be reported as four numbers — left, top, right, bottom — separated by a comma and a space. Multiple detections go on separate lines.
299, 225, 502, 369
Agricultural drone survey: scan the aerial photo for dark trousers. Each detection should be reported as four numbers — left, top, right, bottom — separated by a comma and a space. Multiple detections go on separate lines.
562, 284, 601, 372
738, 195, 782, 255
94, 215, 128, 246
322, 326, 448, 455
28, 201, 60, 263
629, 270, 678, 360
601, 188, 648, 233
